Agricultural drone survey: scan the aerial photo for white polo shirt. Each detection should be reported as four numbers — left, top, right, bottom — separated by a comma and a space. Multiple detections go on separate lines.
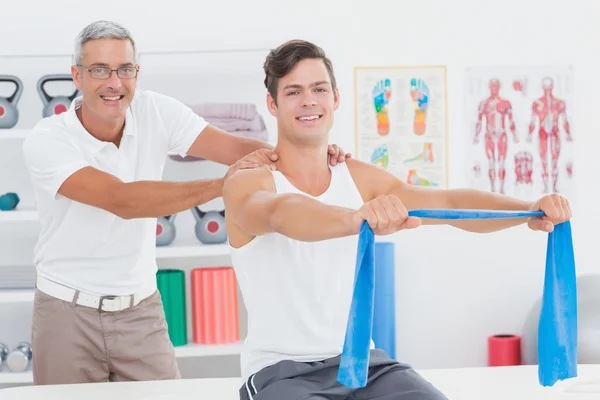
22, 90, 208, 296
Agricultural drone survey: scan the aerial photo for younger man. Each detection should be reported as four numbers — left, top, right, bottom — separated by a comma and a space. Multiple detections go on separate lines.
223, 40, 572, 399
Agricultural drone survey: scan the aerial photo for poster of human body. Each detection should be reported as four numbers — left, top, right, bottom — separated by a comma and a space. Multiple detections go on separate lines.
465, 66, 574, 200
354, 66, 448, 188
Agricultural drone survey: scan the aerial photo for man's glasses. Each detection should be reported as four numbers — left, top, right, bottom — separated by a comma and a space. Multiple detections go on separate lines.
77, 64, 139, 80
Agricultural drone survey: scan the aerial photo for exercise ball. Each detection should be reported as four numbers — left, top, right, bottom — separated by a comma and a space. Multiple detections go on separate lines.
521, 274, 600, 365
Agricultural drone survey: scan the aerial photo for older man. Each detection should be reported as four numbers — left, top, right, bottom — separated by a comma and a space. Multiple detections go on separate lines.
22, 21, 349, 385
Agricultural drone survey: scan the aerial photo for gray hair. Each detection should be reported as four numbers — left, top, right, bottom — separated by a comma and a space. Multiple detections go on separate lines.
74, 20, 137, 65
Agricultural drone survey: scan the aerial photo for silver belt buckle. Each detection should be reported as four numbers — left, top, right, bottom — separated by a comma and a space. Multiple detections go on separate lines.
98, 295, 117, 312
98, 294, 135, 311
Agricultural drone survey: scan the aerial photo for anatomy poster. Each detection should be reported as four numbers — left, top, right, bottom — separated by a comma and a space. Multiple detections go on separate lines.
465, 66, 574, 200
354, 66, 448, 188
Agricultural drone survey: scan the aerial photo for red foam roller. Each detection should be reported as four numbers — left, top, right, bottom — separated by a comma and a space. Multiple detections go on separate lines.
191, 267, 239, 344
488, 334, 521, 366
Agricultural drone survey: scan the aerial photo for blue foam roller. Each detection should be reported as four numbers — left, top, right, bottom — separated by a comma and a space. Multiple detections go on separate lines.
373, 242, 396, 359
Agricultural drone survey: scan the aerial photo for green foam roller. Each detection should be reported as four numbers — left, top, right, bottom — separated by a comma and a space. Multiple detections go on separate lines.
156, 269, 187, 346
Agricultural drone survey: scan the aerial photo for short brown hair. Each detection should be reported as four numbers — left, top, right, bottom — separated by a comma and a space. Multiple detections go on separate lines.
263, 40, 337, 104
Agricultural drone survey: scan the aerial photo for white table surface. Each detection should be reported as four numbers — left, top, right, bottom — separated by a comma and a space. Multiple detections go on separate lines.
1, 364, 599, 399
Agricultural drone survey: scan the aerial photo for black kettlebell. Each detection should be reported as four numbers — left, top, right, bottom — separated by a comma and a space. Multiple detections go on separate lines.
37, 74, 81, 118
0, 75, 23, 129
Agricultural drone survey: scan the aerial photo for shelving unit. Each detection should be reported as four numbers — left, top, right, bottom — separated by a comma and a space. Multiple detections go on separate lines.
0, 126, 243, 388
0, 45, 271, 386
0, 127, 37, 387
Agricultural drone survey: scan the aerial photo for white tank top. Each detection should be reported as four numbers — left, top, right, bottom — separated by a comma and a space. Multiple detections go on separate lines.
230, 162, 370, 379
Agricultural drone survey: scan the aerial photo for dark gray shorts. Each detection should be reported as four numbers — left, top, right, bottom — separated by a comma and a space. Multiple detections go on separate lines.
239, 349, 448, 400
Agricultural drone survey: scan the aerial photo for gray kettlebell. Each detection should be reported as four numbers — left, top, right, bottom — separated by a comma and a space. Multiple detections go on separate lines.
156, 215, 177, 246
0, 75, 23, 129
191, 207, 227, 244
37, 74, 81, 118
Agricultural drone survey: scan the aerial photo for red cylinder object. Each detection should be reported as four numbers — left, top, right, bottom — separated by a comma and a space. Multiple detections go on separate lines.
488, 334, 521, 366
191, 267, 239, 344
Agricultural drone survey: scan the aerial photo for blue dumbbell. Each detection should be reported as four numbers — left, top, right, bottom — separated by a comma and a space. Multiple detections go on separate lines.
0, 192, 20, 211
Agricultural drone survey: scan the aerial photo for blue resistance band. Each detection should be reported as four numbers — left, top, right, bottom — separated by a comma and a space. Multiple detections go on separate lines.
337, 209, 577, 389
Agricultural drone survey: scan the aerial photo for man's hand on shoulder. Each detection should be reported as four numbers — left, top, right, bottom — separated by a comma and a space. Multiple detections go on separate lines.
223, 149, 278, 183
222, 143, 350, 184
327, 144, 351, 166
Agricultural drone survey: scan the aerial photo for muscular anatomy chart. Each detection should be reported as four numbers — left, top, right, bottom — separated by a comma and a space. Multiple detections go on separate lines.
473, 79, 519, 194
465, 66, 574, 200
527, 77, 573, 193
355, 66, 448, 188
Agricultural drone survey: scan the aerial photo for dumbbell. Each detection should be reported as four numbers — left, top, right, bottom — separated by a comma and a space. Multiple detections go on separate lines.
191, 207, 227, 244
0, 343, 8, 370
6, 342, 32, 372
0, 192, 19, 211
156, 215, 177, 246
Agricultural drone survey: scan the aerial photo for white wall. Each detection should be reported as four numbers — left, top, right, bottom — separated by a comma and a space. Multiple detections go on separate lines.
0, 0, 597, 377
349, 0, 599, 369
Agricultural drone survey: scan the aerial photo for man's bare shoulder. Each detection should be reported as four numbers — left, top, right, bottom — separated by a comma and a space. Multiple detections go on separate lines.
222, 167, 278, 246
345, 157, 388, 177
345, 158, 395, 201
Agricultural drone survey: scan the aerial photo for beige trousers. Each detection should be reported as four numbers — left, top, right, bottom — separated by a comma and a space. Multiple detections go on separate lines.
31, 288, 181, 385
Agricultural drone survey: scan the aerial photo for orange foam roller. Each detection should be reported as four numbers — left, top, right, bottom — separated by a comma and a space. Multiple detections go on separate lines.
191, 267, 239, 344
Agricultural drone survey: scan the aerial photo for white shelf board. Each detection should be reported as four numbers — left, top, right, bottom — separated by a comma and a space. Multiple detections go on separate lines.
156, 239, 231, 259
0, 129, 29, 140
174, 341, 242, 358
0, 371, 32, 384
0, 342, 242, 384
0, 289, 34, 303
0, 209, 39, 222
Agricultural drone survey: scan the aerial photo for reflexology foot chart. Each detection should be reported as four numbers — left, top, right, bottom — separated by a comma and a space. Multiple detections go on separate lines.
355, 66, 448, 188
465, 65, 575, 201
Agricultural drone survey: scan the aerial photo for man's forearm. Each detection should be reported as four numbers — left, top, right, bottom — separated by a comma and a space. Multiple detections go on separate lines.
114, 178, 224, 219
268, 193, 359, 241
186, 125, 274, 166
445, 189, 535, 233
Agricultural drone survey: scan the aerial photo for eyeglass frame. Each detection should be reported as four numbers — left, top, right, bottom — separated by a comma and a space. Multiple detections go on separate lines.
76, 64, 140, 80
